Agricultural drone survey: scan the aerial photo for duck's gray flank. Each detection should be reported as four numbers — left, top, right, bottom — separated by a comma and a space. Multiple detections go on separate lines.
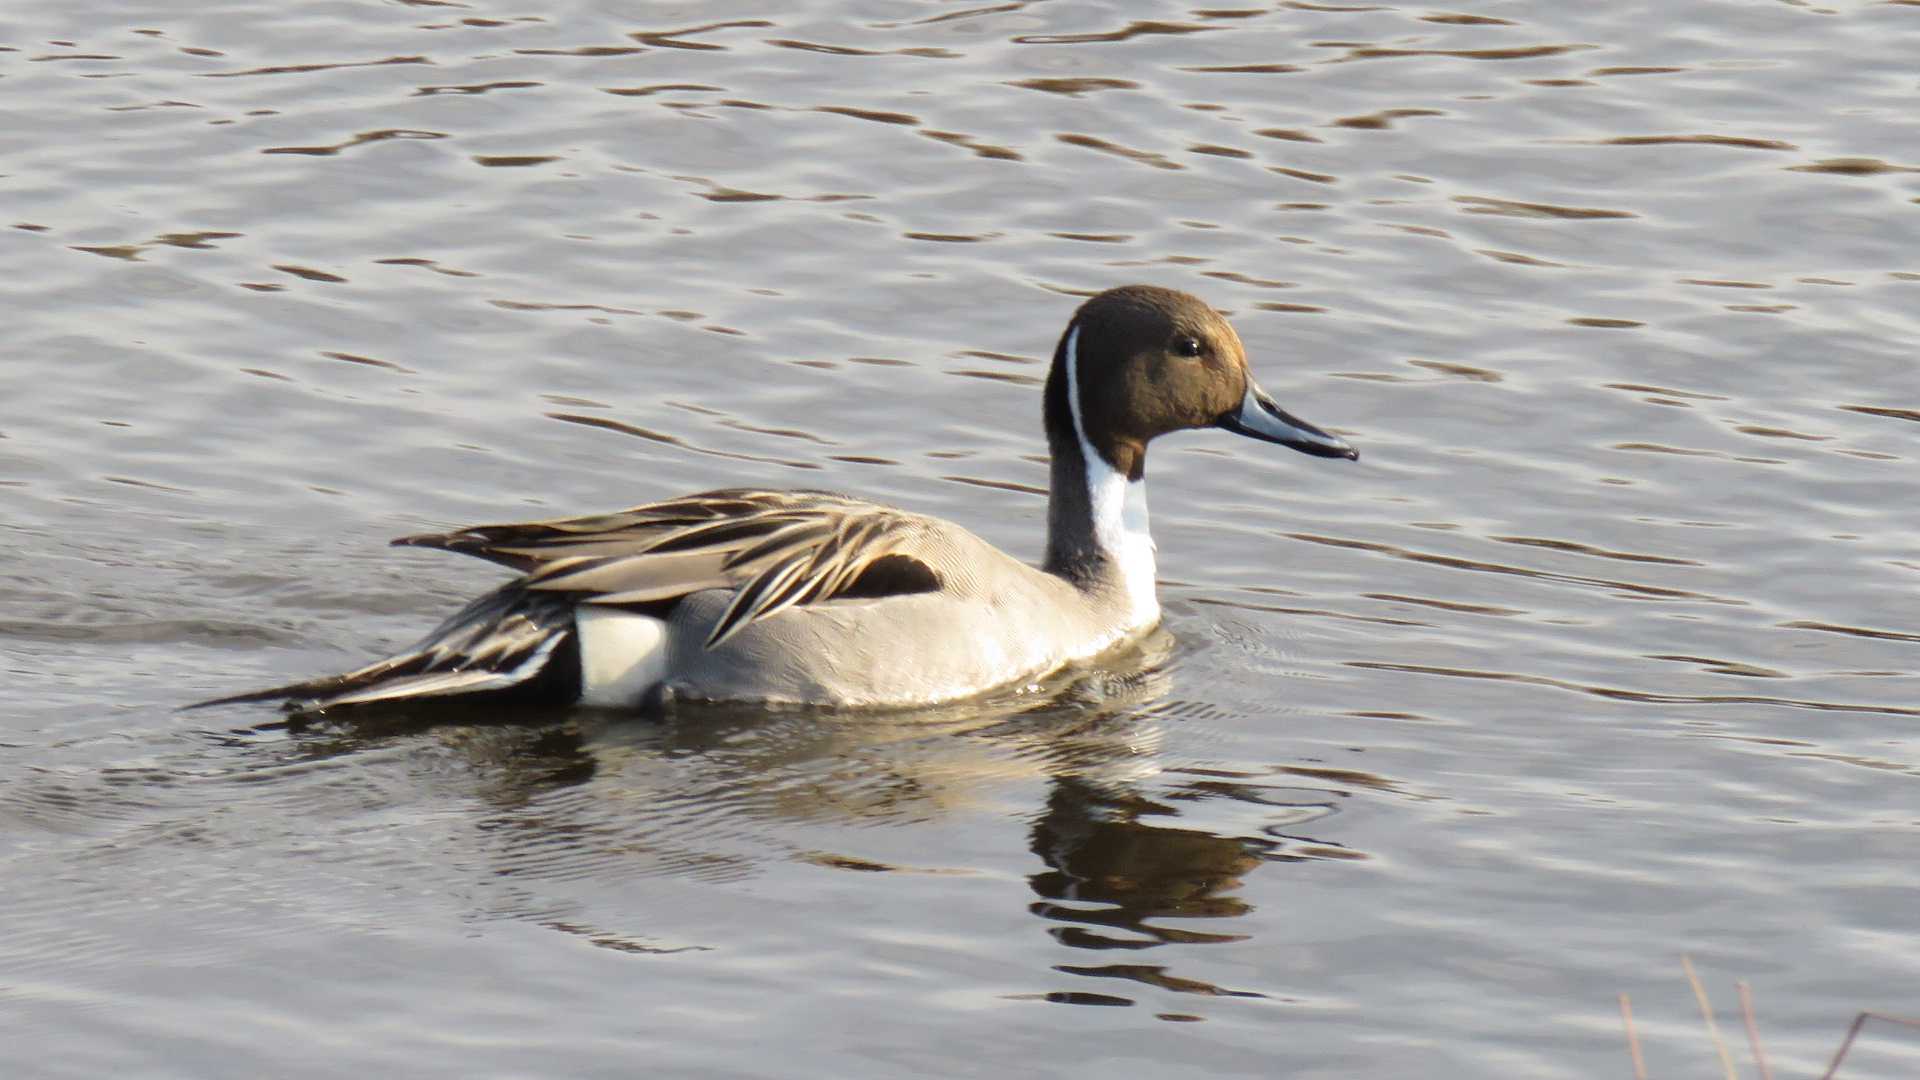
193, 284, 1357, 713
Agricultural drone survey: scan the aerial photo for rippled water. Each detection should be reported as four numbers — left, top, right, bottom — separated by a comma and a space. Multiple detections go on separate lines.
5, 1, 1919, 1076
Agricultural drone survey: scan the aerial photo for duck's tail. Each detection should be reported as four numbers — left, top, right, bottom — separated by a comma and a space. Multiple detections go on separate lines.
186, 586, 581, 713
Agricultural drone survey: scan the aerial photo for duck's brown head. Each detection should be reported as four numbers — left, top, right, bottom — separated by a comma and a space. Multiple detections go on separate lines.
1045, 284, 1357, 481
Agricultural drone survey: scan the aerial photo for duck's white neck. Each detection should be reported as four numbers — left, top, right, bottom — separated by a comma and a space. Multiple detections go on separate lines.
1063, 324, 1160, 629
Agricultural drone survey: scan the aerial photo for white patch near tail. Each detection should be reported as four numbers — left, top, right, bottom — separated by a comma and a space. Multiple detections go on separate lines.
574, 607, 671, 707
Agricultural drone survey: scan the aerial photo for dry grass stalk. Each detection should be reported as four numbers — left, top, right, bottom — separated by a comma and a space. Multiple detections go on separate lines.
1620, 992, 1649, 1080
1683, 955, 1739, 1080
1819, 1011, 1920, 1080
1736, 980, 1773, 1080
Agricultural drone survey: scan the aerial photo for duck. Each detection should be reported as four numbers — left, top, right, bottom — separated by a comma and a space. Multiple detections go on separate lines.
195, 285, 1357, 714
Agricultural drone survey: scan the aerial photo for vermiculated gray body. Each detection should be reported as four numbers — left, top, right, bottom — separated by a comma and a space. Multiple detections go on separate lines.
655, 520, 1137, 708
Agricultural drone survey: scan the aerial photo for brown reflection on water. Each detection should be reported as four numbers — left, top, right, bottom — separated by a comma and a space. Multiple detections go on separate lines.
1055, 133, 1186, 171
1007, 77, 1140, 96
627, 19, 773, 51
1786, 157, 1920, 176
1453, 195, 1636, 219
1350, 661, 1920, 719
1025, 765, 1364, 1007
70, 230, 244, 262
919, 129, 1023, 160
543, 412, 824, 471
1596, 134, 1794, 151
1325, 42, 1598, 63
261, 128, 445, 157
1285, 532, 1740, 605
197, 55, 429, 79
413, 81, 543, 97
1332, 107, 1444, 130
1012, 21, 1215, 45
1030, 778, 1258, 948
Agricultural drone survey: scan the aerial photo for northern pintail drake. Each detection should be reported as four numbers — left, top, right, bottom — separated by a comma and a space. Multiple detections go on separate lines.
199, 285, 1356, 713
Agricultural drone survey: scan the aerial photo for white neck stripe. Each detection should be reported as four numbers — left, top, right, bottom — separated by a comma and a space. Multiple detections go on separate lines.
1063, 322, 1159, 629
1062, 324, 1094, 464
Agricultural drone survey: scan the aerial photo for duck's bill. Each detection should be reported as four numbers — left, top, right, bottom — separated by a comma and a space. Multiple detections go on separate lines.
1218, 382, 1358, 460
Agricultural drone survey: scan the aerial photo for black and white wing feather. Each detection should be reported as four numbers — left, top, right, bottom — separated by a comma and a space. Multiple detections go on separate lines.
393, 488, 944, 647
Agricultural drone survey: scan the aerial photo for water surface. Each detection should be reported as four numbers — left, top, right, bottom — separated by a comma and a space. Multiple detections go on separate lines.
4, 1, 1919, 1076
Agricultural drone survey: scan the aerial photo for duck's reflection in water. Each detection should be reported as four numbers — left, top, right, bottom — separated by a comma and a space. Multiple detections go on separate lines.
1032, 775, 1261, 947
1022, 754, 1356, 1005
249, 627, 1370, 1004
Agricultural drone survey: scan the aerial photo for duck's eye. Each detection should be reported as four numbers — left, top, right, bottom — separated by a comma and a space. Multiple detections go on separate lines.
1175, 336, 1203, 358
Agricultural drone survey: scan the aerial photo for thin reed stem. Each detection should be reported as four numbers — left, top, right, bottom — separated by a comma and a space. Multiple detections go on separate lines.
1820, 1012, 1920, 1080
1682, 955, 1737, 1080
1736, 980, 1771, 1080
1620, 993, 1648, 1080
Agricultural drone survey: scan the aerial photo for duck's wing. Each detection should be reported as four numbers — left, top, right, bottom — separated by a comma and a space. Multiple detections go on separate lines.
391, 488, 798, 572
393, 488, 948, 648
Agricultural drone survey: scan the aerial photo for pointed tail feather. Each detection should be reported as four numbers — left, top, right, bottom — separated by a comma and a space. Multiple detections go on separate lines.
184, 587, 579, 712
183, 670, 392, 710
